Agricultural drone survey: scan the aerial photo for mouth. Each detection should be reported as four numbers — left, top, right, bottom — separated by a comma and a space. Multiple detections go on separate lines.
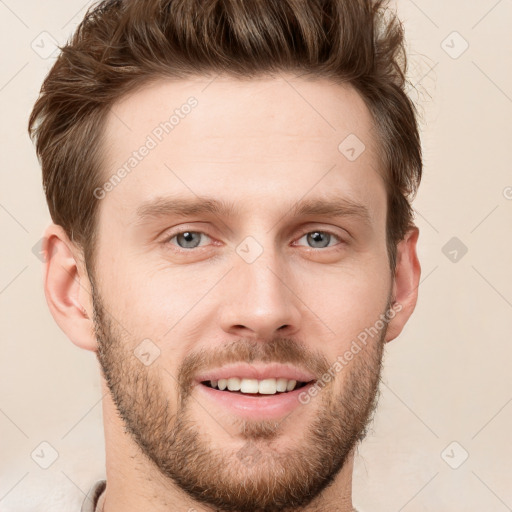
195, 378, 317, 419
200, 378, 314, 396
193, 364, 318, 418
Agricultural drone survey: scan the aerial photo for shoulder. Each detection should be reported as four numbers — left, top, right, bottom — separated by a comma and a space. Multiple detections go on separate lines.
80, 480, 106, 512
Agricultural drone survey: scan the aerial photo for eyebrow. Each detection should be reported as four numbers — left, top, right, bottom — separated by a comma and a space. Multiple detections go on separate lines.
135, 195, 371, 226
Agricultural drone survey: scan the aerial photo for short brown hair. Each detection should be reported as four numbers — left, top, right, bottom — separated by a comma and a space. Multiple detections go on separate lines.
29, 0, 422, 276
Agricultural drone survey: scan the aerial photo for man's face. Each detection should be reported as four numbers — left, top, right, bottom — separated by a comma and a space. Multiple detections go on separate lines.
91, 75, 394, 511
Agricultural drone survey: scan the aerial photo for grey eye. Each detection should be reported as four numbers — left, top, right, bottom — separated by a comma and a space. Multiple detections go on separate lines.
302, 231, 335, 249
174, 231, 204, 249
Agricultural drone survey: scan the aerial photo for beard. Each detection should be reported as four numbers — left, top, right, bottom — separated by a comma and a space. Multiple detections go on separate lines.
91, 279, 389, 512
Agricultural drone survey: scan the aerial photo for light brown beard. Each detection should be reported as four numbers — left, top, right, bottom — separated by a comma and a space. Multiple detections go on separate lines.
92, 279, 388, 512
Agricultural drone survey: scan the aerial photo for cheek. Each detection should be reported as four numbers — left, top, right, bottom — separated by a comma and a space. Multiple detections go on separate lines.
298, 262, 391, 344
101, 259, 212, 342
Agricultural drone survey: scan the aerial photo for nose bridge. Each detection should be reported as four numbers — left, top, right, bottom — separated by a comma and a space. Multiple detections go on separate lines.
219, 234, 301, 337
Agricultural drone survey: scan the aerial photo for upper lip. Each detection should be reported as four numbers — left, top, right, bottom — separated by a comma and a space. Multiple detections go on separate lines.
195, 363, 316, 383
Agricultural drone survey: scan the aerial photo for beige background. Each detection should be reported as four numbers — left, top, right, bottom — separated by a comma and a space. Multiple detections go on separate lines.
1, 1, 511, 510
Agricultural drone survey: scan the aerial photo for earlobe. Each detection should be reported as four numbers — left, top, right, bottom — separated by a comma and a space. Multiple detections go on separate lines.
41, 223, 98, 352
385, 226, 421, 343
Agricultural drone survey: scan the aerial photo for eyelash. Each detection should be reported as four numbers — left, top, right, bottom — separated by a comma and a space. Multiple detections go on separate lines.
162, 228, 345, 252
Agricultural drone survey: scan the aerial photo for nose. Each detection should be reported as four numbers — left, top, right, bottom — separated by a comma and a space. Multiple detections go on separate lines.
218, 246, 302, 340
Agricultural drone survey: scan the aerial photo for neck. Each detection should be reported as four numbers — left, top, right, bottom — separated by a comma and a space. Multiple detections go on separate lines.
99, 377, 356, 512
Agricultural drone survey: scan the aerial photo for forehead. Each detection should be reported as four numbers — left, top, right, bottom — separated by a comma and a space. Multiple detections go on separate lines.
99, 74, 386, 224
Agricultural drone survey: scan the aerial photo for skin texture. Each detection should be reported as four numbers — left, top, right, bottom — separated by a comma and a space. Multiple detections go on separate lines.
42, 74, 421, 512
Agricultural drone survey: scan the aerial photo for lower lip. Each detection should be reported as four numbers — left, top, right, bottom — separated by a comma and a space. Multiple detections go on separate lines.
195, 381, 315, 420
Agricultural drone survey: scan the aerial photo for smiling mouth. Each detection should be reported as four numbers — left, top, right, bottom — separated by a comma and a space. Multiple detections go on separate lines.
200, 380, 313, 396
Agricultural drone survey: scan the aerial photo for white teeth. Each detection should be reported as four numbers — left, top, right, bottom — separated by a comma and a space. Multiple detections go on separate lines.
286, 379, 297, 391
208, 377, 304, 394
276, 378, 288, 392
227, 377, 241, 391
240, 379, 259, 393
258, 379, 277, 394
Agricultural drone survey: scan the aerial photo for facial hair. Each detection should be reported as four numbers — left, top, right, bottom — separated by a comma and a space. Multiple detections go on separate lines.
92, 279, 389, 512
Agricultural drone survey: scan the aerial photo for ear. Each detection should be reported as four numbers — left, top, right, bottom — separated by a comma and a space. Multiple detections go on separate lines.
41, 223, 98, 352
385, 226, 421, 343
